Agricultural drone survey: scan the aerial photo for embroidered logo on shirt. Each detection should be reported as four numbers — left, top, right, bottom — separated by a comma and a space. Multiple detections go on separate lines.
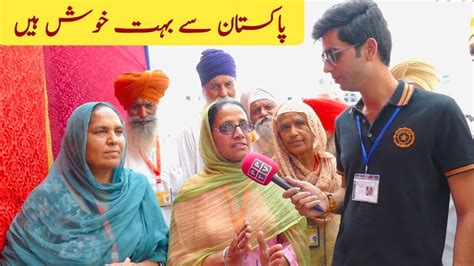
393, 127, 415, 148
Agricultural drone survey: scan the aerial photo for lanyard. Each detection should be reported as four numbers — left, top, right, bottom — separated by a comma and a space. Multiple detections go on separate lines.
356, 106, 401, 173
139, 140, 161, 184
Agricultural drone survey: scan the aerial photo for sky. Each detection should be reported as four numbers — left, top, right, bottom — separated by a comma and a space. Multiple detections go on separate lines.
149, 0, 473, 139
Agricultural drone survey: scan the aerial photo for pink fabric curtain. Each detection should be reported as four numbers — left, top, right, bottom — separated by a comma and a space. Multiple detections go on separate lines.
43, 46, 146, 157
0, 46, 147, 253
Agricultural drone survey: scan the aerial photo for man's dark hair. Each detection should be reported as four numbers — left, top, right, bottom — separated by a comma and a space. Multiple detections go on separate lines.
312, 0, 392, 66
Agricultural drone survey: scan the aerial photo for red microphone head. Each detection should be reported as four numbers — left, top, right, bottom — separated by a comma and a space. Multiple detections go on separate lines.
241, 152, 279, 186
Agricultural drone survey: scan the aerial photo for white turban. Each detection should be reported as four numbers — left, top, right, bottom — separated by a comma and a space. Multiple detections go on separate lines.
242, 88, 276, 114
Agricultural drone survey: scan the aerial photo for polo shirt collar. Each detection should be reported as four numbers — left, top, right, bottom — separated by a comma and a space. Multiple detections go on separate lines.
388, 81, 414, 106
351, 81, 414, 114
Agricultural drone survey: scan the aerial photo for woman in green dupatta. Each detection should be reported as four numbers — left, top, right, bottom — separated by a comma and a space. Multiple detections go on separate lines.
168, 100, 310, 265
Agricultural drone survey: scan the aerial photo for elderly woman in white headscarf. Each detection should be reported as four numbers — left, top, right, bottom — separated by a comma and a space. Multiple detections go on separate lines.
272, 101, 342, 265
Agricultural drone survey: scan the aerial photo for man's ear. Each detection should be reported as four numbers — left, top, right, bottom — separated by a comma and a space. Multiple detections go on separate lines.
469, 35, 474, 57
364, 37, 378, 61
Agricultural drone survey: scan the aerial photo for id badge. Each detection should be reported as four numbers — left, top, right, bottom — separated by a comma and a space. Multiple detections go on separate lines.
352, 173, 380, 204
305, 225, 320, 249
156, 190, 173, 207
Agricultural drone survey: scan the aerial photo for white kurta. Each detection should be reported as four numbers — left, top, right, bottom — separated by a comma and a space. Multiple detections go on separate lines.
176, 115, 205, 180
124, 135, 184, 226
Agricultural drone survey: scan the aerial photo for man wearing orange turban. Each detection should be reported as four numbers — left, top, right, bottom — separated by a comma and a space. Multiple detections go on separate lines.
114, 70, 184, 227
115, 70, 169, 110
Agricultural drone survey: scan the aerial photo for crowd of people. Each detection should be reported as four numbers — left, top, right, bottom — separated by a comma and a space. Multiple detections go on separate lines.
1, 0, 473, 265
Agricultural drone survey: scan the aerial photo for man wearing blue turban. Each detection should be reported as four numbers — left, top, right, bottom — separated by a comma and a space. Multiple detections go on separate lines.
177, 49, 239, 180
196, 49, 237, 104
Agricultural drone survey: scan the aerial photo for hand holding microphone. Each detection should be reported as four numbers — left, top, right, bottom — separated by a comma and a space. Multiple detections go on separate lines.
241, 152, 325, 213
283, 177, 330, 219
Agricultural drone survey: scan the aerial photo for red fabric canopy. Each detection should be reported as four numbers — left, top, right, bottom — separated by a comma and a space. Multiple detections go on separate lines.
0, 46, 49, 251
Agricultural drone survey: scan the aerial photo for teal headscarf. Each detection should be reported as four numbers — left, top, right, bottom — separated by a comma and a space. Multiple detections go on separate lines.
2, 102, 168, 265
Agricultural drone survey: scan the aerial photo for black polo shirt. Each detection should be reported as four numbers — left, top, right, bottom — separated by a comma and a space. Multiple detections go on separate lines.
333, 81, 474, 266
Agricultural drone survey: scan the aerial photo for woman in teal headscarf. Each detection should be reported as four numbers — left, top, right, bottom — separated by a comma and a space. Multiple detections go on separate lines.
2, 102, 168, 265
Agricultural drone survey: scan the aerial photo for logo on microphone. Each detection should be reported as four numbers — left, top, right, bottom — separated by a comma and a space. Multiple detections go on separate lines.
247, 158, 272, 183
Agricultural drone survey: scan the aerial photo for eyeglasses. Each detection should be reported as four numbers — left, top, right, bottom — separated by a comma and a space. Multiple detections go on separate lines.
214, 120, 254, 135
321, 43, 360, 65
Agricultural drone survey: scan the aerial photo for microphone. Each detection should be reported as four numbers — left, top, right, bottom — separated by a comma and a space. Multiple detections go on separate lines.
241, 152, 324, 212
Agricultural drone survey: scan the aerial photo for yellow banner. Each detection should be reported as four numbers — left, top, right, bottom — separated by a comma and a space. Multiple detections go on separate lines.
0, 0, 304, 45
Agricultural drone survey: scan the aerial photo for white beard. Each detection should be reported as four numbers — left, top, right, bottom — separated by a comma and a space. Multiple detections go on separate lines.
254, 115, 274, 158
205, 96, 233, 107
126, 115, 158, 152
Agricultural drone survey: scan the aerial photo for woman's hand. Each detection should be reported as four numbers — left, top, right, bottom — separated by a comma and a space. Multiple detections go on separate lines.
282, 176, 328, 219
224, 220, 252, 265
257, 231, 289, 266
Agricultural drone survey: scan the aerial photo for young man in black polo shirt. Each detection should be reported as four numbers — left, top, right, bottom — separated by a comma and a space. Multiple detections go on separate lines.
283, 1, 474, 265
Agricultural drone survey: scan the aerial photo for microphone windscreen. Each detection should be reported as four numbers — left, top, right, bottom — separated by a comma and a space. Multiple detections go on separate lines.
241, 152, 279, 186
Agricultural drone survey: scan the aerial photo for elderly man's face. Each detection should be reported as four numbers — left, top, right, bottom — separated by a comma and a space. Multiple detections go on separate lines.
127, 97, 158, 119
249, 99, 276, 123
126, 97, 158, 150
202, 75, 236, 104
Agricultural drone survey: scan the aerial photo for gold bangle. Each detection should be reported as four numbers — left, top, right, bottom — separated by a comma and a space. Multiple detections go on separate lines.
326, 193, 336, 213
